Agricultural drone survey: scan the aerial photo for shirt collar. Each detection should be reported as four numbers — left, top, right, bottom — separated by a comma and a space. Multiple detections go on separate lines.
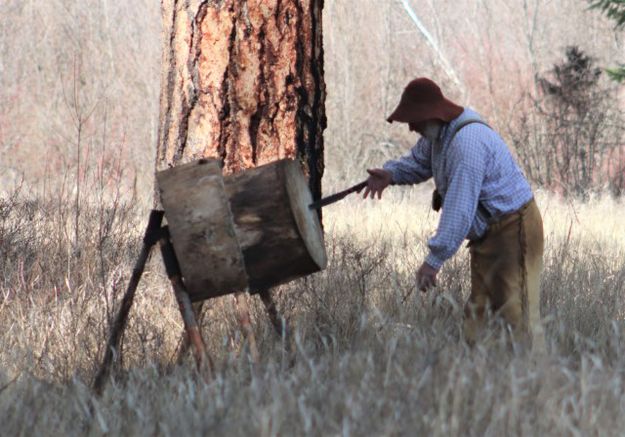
440, 108, 479, 143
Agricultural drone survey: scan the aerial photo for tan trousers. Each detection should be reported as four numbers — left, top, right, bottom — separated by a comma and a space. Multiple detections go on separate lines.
464, 199, 544, 351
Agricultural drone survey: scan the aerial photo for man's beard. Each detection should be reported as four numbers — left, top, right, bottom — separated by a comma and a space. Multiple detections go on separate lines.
422, 122, 442, 144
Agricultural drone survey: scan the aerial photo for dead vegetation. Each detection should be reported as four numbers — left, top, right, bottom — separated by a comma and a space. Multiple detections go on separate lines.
2, 188, 625, 435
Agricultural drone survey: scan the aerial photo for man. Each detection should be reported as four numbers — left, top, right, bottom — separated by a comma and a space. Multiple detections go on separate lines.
364, 77, 544, 349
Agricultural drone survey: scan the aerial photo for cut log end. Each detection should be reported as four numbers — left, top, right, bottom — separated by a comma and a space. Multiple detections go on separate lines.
284, 160, 327, 271
156, 159, 248, 300
224, 159, 327, 291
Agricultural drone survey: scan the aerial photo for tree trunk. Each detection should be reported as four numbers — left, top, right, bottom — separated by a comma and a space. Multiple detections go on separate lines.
156, 0, 325, 203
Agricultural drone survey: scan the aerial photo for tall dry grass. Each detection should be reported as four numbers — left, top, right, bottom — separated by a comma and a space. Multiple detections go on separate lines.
1, 187, 625, 435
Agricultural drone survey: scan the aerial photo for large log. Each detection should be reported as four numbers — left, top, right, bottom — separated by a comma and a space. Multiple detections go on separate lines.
156, 159, 248, 300
157, 158, 326, 301
224, 159, 327, 291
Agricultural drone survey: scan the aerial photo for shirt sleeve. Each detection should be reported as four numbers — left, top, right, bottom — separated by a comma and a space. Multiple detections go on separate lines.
382, 138, 432, 185
425, 135, 487, 270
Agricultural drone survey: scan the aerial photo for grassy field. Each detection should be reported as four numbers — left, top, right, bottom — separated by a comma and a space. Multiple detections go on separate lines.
2, 187, 625, 436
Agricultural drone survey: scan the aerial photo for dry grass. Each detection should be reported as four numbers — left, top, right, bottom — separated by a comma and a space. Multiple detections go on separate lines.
2, 187, 625, 436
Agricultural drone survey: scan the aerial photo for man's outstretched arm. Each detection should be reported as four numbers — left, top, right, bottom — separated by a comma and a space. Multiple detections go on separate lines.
382, 137, 433, 185
363, 138, 433, 199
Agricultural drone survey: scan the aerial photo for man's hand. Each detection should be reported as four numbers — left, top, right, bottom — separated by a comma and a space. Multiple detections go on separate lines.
361, 168, 393, 199
416, 262, 438, 292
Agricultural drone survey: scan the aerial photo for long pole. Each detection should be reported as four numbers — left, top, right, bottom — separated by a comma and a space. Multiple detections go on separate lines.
93, 210, 164, 394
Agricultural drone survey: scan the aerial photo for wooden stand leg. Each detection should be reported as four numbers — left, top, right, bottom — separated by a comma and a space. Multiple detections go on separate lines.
93, 210, 164, 394
258, 289, 289, 341
172, 279, 213, 379
174, 301, 205, 366
160, 229, 213, 379
233, 292, 259, 364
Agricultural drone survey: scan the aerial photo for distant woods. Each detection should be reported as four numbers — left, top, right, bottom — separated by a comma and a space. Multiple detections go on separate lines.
0, 0, 623, 199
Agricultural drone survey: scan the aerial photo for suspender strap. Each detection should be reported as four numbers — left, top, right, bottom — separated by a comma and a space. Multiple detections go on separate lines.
432, 119, 492, 220
448, 118, 491, 143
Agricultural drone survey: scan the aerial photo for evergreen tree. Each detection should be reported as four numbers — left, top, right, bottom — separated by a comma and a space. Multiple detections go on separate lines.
589, 0, 625, 81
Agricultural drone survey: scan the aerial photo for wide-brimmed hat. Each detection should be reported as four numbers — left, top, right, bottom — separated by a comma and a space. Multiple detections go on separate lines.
387, 78, 463, 124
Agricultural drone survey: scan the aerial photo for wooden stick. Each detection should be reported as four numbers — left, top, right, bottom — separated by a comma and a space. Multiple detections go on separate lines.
93, 210, 164, 394
173, 301, 205, 366
308, 180, 367, 210
233, 292, 259, 364
171, 277, 213, 379
160, 229, 213, 379
258, 289, 289, 340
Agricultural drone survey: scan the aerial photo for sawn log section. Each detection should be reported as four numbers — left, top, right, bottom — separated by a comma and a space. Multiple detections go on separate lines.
156, 159, 248, 300
224, 159, 326, 292
156, 159, 326, 300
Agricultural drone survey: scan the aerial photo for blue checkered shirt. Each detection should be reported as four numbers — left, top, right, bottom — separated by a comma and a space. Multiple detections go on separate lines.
383, 108, 533, 270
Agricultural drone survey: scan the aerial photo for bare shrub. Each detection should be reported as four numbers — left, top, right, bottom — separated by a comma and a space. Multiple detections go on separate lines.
0, 169, 141, 380
511, 47, 625, 197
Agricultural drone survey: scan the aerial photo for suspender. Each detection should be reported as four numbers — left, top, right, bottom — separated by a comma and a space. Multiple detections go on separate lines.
432, 119, 492, 220
448, 118, 490, 142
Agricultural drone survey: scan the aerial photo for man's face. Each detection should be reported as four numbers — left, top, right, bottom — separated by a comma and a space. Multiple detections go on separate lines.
408, 119, 441, 143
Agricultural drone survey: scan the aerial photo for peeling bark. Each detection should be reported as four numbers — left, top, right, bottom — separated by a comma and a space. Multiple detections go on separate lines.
156, 0, 325, 203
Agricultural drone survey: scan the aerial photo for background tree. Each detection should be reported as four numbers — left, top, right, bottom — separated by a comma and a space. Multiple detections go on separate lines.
589, 0, 625, 81
511, 46, 625, 196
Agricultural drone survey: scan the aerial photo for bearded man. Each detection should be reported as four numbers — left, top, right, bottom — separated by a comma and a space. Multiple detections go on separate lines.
364, 77, 544, 349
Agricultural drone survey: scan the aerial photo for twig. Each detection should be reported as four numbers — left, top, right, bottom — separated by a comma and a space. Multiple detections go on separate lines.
398, 0, 464, 92
0, 373, 20, 396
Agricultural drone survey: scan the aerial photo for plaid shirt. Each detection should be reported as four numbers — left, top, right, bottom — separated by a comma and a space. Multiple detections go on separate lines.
383, 108, 533, 270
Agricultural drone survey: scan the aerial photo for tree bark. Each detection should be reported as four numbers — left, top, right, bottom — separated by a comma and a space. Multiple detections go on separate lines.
156, 0, 325, 203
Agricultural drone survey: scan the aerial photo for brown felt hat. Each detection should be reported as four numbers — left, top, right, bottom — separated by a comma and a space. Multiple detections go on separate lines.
387, 78, 463, 124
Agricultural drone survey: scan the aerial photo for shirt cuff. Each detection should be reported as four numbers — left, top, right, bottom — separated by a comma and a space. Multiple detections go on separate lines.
425, 252, 444, 271
382, 162, 399, 185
